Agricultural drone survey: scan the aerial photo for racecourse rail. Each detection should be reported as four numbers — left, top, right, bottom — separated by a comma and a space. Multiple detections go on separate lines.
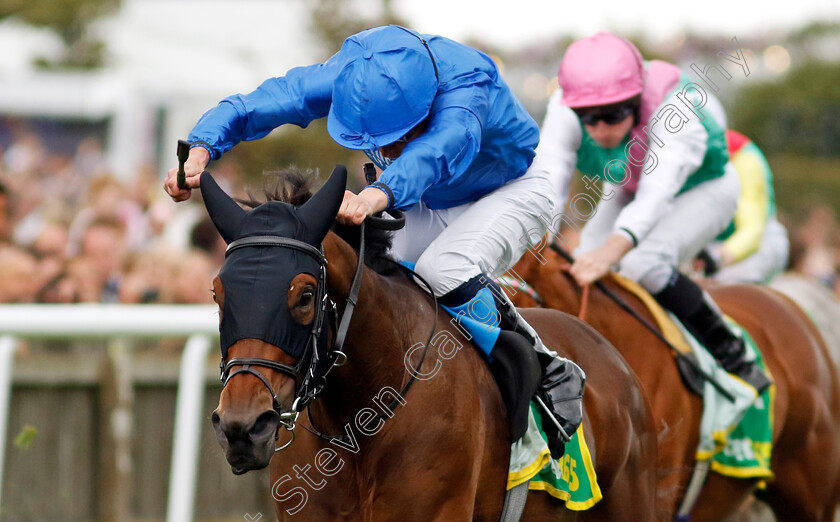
0, 304, 219, 522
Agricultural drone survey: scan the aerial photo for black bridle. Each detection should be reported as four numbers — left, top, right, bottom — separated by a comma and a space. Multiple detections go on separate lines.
219, 221, 435, 449
220, 234, 340, 431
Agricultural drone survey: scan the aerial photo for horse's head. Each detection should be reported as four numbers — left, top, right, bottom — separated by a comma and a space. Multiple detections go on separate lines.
201, 166, 346, 474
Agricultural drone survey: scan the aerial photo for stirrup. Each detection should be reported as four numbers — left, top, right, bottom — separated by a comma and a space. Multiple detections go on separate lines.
714, 337, 772, 396
728, 360, 772, 396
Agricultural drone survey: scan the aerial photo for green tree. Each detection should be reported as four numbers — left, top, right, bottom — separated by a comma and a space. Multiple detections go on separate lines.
308, 0, 407, 58
0, 0, 120, 68
730, 60, 840, 158
730, 59, 840, 219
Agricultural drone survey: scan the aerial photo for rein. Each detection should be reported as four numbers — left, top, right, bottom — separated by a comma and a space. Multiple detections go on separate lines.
302, 258, 437, 445
548, 241, 736, 402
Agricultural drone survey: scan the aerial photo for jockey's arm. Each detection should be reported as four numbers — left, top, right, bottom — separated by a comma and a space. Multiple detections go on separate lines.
570, 94, 712, 285
718, 148, 770, 264
374, 85, 488, 211
612, 92, 710, 243
188, 57, 342, 161
570, 233, 634, 286
164, 55, 342, 201
336, 187, 389, 225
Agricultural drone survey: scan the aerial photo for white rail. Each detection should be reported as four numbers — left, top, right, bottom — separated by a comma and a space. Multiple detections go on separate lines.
0, 304, 219, 522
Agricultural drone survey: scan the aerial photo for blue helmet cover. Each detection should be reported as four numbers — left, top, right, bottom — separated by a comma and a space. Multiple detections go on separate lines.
327, 26, 438, 150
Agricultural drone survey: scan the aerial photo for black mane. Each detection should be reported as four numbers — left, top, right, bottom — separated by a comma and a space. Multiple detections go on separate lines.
238, 168, 402, 276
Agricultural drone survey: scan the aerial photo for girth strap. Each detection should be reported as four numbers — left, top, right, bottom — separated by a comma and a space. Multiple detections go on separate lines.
500, 481, 529, 522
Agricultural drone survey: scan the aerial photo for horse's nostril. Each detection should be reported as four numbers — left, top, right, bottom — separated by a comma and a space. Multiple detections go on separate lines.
211, 411, 221, 428
250, 410, 280, 442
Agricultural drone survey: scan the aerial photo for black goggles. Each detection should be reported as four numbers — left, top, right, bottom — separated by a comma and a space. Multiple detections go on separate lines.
573, 101, 636, 126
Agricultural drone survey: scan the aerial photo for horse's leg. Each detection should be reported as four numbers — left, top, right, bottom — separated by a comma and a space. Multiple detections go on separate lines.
578, 419, 658, 522
364, 435, 484, 521
760, 449, 840, 522
690, 475, 758, 521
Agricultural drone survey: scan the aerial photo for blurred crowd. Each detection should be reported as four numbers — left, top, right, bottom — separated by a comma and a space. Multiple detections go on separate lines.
785, 204, 840, 293
2, 127, 840, 305
0, 129, 228, 305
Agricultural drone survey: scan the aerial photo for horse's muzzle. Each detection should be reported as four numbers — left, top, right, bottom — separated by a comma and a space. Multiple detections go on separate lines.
212, 408, 280, 474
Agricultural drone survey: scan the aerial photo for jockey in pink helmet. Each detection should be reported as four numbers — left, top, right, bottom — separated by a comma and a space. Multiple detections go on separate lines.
529, 32, 771, 395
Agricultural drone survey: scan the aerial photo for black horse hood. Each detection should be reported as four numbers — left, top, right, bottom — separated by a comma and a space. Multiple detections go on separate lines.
201, 166, 347, 359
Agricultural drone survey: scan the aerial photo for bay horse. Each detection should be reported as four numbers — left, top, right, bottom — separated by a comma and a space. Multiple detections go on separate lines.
507, 243, 840, 521
200, 166, 659, 521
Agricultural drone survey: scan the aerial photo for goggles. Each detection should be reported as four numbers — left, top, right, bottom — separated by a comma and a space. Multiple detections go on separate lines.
573, 100, 637, 126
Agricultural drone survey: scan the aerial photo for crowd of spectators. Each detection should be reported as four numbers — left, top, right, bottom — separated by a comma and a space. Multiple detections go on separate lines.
2, 127, 840, 305
785, 204, 840, 294
0, 128, 227, 305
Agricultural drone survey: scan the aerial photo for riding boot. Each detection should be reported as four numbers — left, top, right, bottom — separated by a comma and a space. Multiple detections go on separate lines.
495, 289, 586, 459
439, 276, 541, 444
440, 275, 585, 457
654, 271, 772, 395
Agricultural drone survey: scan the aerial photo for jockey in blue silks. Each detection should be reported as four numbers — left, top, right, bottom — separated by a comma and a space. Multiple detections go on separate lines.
164, 25, 584, 457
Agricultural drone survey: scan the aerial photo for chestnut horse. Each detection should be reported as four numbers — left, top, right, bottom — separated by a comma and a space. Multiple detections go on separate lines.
201, 166, 659, 521
508, 243, 840, 521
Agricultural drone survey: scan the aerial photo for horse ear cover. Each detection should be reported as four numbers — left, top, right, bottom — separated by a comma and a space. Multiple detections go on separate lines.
200, 171, 246, 244
298, 165, 348, 244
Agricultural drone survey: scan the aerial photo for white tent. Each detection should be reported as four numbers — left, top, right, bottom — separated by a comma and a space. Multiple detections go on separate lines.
0, 0, 321, 179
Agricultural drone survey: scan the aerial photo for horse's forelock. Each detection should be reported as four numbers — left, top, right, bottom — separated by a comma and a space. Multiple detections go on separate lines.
233, 166, 400, 276
237, 168, 314, 209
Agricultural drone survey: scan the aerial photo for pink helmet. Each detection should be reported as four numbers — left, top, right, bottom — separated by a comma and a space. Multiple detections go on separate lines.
558, 32, 645, 108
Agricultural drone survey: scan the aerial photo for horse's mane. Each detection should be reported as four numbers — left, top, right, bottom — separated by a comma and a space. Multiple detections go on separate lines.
237, 168, 402, 276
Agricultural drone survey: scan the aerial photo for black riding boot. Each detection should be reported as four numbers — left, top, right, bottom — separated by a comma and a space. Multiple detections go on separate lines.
495, 288, 586, 459
441, 276, 585, 458
654, 271, 772, 395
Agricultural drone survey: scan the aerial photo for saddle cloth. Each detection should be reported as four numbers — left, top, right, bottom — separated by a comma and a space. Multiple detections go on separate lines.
612, 275, 775, 479
506, 402, 602, 510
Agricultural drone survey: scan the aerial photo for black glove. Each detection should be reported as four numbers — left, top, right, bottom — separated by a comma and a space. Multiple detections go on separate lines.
695, 248, 720, 276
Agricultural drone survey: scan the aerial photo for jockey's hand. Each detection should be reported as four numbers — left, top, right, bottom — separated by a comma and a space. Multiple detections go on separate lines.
163, 146, 210, 202
336, 188, 388, 225
695, 248, 722, 276
718, 246, 735, 267
570, 233, 634, 286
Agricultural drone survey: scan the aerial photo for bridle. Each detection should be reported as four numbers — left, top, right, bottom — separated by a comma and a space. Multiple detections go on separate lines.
219, 234, 341, 449
218, 220, 435, 450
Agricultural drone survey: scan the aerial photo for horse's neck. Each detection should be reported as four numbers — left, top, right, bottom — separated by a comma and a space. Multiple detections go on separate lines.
539, 252, 643, 334
538, 254, 668, 371
316, 232, 423, 427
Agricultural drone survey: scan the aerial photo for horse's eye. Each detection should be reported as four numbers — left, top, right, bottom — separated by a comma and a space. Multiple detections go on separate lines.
210, 289, 217, 303
299, 289, 315, 307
